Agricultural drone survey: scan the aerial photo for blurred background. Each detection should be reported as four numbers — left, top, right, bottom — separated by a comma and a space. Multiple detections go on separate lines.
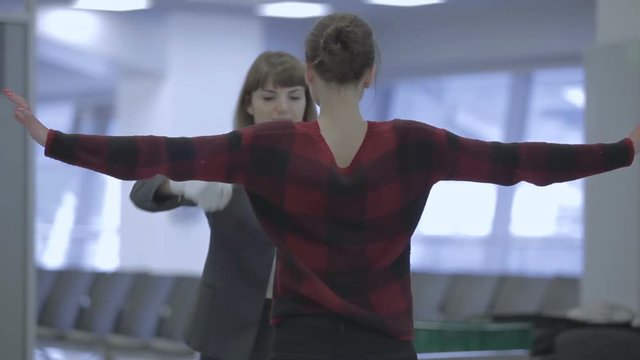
21, 0, 592, 276
3, 0, 640, 358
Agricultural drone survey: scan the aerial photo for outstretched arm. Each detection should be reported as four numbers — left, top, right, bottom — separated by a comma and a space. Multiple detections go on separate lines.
404, 120, 638, 186
3, 89, 247, 185
438, 129, 637, 186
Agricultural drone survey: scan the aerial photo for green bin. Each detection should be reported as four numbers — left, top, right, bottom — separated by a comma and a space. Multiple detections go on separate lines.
413, 320, 532, 353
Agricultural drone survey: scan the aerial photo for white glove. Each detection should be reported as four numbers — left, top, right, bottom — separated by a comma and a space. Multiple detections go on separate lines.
168, 180, 233, 212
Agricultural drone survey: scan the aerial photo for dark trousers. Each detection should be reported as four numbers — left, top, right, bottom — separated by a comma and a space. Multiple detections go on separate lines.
200, 299, 273, 360
268, 315, 417, 360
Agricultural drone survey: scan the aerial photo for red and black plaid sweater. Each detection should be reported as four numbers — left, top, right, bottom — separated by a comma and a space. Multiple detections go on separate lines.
44, 119, 634, 339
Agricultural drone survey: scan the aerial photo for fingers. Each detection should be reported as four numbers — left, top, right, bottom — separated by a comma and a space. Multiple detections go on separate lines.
2, 88, 31, 110
2, 89, 48, 146
13, 106, 33, 125
3, 88, 34, 126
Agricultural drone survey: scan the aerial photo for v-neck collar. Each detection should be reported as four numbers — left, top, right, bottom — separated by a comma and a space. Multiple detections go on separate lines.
312, 120, 372, 174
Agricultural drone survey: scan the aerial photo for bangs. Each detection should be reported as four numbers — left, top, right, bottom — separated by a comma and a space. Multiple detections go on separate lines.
271, 68, 306, 89
255, 63, 305, 90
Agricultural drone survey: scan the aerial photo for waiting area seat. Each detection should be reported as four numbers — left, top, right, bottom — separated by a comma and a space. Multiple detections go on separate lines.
35, 268, 585, 359
35, 268, 199, 360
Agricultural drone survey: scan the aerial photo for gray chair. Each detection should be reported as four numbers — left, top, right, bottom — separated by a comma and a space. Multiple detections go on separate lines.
148, 275, 200, 358
440, 274, 500, 321
154, 275, 199, 342
555, 327, 640, 360
36, 268, 59, 317
38, 269, 97, 336
36, 269, 97, 358
75, 271, 138, 336
540, 276, 579, 317
104, 273, 176, 358
110, 273, 176, 339
411, 271, 450, 321
43, 271, 139, 359
490, 275, 551, 316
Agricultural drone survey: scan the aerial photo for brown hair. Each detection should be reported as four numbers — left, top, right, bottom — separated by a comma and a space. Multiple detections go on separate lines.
305, 13, 376, 85
233, 51, 317, 129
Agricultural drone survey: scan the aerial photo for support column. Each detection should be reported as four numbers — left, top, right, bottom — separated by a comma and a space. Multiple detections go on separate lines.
0, 3, 36, 358
583, 0, 640, 310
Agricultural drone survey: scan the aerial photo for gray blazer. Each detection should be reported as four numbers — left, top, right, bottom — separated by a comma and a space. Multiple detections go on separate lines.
130, 176, 275, 360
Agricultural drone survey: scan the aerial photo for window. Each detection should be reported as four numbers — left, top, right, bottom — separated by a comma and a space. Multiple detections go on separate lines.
511, 68, 585, 240
388, 67, 585, 275
34, 100, 121, 271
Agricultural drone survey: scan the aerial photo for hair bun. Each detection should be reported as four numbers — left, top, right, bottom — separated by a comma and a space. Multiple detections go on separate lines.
321, 24, 352, 57
305, 13, 376, 84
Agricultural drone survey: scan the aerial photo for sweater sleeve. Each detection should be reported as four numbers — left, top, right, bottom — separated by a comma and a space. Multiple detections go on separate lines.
411, 122, 635, 186
44, 129, 248, 185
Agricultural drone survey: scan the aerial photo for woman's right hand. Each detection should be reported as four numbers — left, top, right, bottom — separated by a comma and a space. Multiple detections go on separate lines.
3, 89, 48, 147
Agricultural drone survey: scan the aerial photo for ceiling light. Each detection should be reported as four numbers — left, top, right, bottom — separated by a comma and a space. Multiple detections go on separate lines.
363, 0, 444, 7
256, 2, 332, 18
72, 0, 153, 12
38, 8, 102, 45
